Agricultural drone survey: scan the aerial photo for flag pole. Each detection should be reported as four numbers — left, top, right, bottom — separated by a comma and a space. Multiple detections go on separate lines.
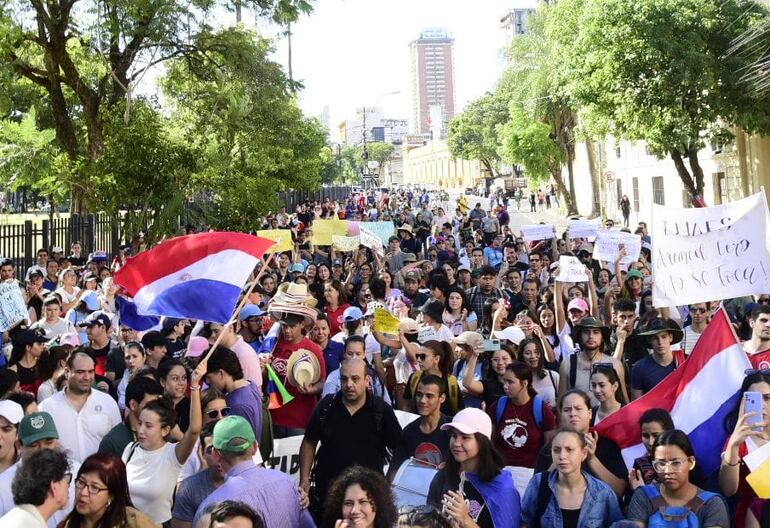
199, 251, 277, 365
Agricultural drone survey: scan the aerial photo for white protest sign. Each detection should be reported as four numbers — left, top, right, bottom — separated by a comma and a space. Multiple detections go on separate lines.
556, 256, 590, 283
417, 325, 438, 343
651, 192, 770, 308
0, 281, 27, 332
266, 434, 304, 482
521, 224, 555, 242
360, 225, 384, 256
593, 229, 642, 267
568, 218, 601, 239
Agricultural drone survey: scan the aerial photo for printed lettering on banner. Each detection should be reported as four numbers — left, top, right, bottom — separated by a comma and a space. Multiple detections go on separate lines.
0, 281, 27, 332
567, 218, 601, 239
312, 219, 349, 246
373, 307, 400, 334
256, 230, 292, 253
332, 235, 360, 252
556, 256, 590, 283
652, 192, 770, 307
593, 229, 642, 266
267, 434, 304, 482
359, 226, 384, 256
521, 224, 555, 242
361, 221, 395, 246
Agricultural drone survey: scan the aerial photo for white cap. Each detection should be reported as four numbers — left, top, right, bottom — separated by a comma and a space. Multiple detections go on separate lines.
0, 401, 24, 425
494, 326, 526, 346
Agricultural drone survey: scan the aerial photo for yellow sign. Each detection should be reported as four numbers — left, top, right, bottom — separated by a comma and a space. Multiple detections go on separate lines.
373, 307, 400, 335
257, 230, 293, 253
312, 219, 349, 246
332, 235, 360, 252
747, 458, 770, 499
458, 195, 469, 215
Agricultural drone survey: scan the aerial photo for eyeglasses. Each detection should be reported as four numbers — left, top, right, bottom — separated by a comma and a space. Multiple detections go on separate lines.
206, 407, 231, 420
416, 353, 427, 361
63, 472, 73, 484
75, 477, 108, 495
652, 459, 689, 473
689, 307, 707, 314
591, 362, 615, 374
342, 498, 375, 510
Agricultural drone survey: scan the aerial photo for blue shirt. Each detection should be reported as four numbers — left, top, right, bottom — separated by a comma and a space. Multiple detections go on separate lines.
483, 246, 503, 268
322, 340, 344, 373
521, 470, 623, 528
193, 461, 315, 528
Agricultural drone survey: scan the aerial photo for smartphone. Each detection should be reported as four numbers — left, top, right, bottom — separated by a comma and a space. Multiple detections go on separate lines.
744, 392, 764, 432
483, 339, 501, 352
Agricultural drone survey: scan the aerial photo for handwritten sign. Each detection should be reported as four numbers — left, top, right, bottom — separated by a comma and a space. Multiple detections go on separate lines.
311, 219, 349, 246
521, 224, 555, 242
361, 221, 395, 245
556, 256, 590, 283
256, 230, 292, 253
568, 218, 601, 239
417, 325, 438, 344
332, 235, 360, 252
593, 229, 641, 266
373, 307, 400, 334
652, 192, 770, 308
0, 281, 27, 332
360, 226, 384, 257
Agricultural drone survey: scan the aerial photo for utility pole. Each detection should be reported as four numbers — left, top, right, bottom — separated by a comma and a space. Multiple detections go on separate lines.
361, 106, 369, 188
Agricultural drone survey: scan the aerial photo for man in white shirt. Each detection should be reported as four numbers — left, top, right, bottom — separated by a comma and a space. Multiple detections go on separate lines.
682, 302, 710, 356
39, 352, 120, 463
0, 448, 71, 528
0, 411, 80, 528
31, 296, 75, 339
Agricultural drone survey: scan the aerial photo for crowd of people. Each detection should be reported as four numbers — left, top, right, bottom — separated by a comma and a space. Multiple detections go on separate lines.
0, 186, 768, 528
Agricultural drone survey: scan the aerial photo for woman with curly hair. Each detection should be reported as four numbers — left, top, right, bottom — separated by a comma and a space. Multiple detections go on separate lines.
322, 465, 397, 528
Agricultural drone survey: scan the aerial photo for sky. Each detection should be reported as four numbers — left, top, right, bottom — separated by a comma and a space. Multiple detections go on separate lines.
259, 0, 520, 137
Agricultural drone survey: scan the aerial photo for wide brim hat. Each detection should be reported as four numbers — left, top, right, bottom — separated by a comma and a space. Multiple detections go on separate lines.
271, 282, 317, 308
268, 302, 318, 326
638, 317, 683, 345
397, 224, 414, 234
574, 316, 611, 343
286, 349, 321, 387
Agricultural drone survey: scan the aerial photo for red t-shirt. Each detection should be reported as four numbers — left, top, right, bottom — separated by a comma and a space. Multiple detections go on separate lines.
270, 337, 326, 429
487, 396, 556, 469
325, 303, 350, 336
747, 348, 770, 370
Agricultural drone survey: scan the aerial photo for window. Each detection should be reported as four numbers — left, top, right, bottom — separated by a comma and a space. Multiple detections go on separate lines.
615, 144, 622, 159
652, 176, 665, 205
713, 172, 727, 205
632, 177, 640, 212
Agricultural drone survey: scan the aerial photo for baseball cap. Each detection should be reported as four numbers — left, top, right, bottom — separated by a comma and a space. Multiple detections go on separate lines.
79, 310, 112, 329
51, 246, 63, 254
0, 401, 24, 425
404, 270, 421, 282
403, 253, 417, 263
13, 328, 48, 347
19, 412, 59, 446
185, 336, 210, 359
289, 263, 305, 273
455, 331, 483, 349
239, 304, 265, 320
81, 290, 101, 311
339, 306, 363, 324
626, 269, 644, 280
567, 298, 589, 313
27, 269, 44, 279
399, 318, 419, 334
213, 415, 256, 453
494, 326, 526, 346
47, 332, 80, 348
332, 259, 343, 267
440, 408, 493, 440
457, 265, 472, 274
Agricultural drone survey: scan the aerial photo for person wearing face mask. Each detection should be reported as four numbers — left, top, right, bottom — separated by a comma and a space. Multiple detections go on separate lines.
521, 428, 623, 528
626, 430, 729, 527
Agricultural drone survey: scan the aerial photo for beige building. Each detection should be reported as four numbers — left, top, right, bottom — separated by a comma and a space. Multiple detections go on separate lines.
402, 140, 482, 188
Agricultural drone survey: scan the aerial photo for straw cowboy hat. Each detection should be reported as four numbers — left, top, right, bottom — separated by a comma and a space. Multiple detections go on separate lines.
267, 301, 318, 326
271, 282, 317, 308
286, 349, 322, 387
397, 224, 414, 235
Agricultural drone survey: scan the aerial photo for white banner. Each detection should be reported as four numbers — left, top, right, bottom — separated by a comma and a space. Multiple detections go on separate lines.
360, 225, 384, 257
0, 281, 27, 332
652, 192, 770, 307
556, 256, 590, 283
593, 229, 642, 267
521, 224, 555, 242
267, 434, 304, 482
568, 218, 601, 239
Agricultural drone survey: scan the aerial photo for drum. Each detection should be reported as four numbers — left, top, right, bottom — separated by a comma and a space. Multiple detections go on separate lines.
391, 458, 439, 507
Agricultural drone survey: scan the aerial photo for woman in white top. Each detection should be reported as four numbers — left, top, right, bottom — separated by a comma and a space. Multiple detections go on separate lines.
589, 364, 625, 426
55, 268, 82, 313
117, 341, 146, 411
123, 360, 203, 525
517, 338, 559, 408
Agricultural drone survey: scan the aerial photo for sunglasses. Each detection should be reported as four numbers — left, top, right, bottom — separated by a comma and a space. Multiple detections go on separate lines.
689, 307, 707, 314
745, 368, 770, 376
591, 362, 615, 374
416, 353, 427, 361
206, 407, 231, 420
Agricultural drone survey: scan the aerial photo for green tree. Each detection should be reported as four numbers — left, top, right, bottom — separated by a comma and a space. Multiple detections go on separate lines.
553, 0, 770, 203
447, 92, 508, 178
360, 142, 395, 177
499, 107, 563, 190
0, 0, 313, 212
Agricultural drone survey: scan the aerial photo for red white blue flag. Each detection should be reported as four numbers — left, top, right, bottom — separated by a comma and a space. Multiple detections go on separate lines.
114, 232, 275, 323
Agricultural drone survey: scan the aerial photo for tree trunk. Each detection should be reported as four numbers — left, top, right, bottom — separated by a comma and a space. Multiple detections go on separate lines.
481, 158, 496, 178
585, 140, 602, 217
550, 163, 578, 216
670, 148, 703, 206
565, 154, 578, 216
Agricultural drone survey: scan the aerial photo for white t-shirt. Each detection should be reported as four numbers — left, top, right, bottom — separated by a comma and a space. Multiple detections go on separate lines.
39, 389, 121, 463
331, 330, 381, 362
30, 317, 75, 339
54, 286, 80, 305
681, 325, 702, 356
123, 441, 183, 524
532, 370, 560, 408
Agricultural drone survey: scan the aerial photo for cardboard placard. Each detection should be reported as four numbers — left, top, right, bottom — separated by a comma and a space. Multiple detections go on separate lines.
568, 218, 601, 239
256, 230, 293, 253
521, 224, 555, 242
556, 256, 590, 283
593, 229, 642, 267
0, 281, 27, 332
311, 219, 349, 246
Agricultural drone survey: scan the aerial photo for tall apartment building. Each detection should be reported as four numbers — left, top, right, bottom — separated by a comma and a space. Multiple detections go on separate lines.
409, 28, 456, 139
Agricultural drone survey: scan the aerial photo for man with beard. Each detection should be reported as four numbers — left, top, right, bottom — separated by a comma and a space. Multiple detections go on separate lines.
299, 359, 401, 521
631, 318, 684, 400
743, 304, 770, 369
466, 265, 504, 320
558, 317, 627, 406
386, 374, 450, 481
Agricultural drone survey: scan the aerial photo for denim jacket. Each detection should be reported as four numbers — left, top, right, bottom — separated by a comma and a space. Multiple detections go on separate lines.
521, 470, 623, 528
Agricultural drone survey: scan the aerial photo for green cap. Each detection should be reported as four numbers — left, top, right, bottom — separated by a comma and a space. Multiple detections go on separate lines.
626, 269, 644, 280
19, 412, 59, 446
212, 416, 256, 453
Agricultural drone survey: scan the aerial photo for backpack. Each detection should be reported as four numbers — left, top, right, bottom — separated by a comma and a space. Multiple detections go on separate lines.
408, 371, 460, 412
494, 395, 544, 429
642, 484, 717, 528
